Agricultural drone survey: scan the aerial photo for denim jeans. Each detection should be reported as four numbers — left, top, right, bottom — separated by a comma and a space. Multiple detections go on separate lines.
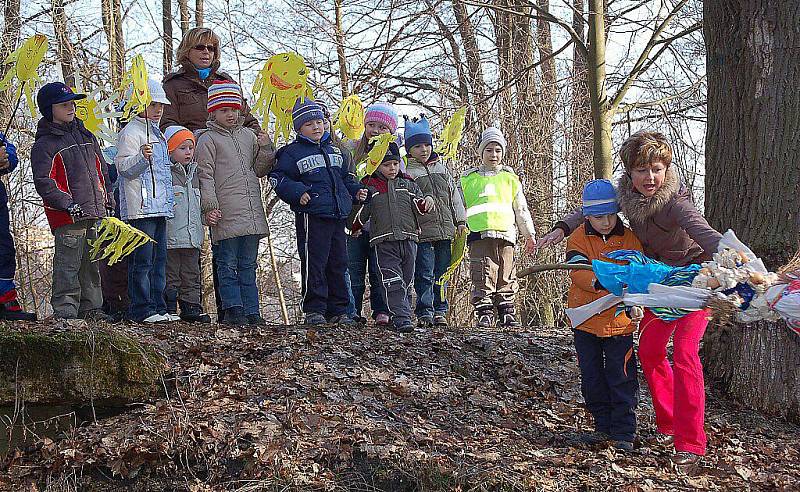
346, 232, 388, 318
344, 269, 356, 318
213, 235, 261, 316
414, 239, 452, 318
127, 217, 168, 321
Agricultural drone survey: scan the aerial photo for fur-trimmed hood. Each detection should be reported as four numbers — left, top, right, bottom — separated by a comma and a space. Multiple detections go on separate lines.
617, 165, 680, 225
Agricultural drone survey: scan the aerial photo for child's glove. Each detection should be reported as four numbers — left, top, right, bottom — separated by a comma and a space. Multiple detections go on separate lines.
423, 196, 435, 212
67, 203, 85, 219
355, 188, 368, 202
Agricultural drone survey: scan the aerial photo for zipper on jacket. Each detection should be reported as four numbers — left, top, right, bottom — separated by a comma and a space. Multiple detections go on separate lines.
319, 142, 340, 217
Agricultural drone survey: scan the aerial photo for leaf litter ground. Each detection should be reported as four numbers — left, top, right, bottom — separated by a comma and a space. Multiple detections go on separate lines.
2, 322, 798, 491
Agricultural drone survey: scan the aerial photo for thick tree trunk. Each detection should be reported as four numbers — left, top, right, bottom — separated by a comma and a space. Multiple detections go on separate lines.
703, 0, 800, 421
586, 0, 613, 179
569, 0, 594, 206
334, 0, 350, 97
195, 0, 204, 27
163, 0, 174, 74
101, 0, 125, 88
51, 0, 76, 87
452, 0, 490, 124
0, 0, 21, 124
178, 0, 190, 37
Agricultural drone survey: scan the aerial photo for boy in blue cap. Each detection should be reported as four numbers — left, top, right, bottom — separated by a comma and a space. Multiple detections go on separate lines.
0, 134, 37, 320
565, 179, 643, 451
404, 115, 466, 328
31, 82, 115, 321
271, 99, 367, 325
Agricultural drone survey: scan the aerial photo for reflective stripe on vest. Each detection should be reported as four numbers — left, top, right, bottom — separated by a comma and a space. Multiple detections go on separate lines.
460, 171, 519, 232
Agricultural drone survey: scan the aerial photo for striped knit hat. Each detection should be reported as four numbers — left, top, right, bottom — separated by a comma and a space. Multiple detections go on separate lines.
292, 98, 325, 131
164, 125, 196, 153
207, 80, 243, 113
365, 102, 398, 134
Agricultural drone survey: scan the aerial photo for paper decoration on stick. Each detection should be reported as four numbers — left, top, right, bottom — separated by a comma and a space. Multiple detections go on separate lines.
435, 106, 467, 161
252, 52, 313, 144
0, 34, 48, 132
436, 226, 468, 298
333, 95, 365, 140
362, 133, 397, 177
118, 55, 151, 122
90, 217, 154, 266
74, 88, 122, 144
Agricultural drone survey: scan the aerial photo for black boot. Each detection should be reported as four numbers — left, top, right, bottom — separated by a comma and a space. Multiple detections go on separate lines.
179, 300, 211, 323
164, 288, 178, 315
475, 305, 495, 328
222, 306, 246, 326
0, 299, 36, 321
497, 303, 520, 327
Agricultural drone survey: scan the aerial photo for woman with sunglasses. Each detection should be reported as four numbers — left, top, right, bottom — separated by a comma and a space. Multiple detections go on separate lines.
161, 27, 263, 134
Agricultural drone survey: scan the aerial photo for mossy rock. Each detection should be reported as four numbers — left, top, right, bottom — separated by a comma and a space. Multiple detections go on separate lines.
0, 323, 165, 406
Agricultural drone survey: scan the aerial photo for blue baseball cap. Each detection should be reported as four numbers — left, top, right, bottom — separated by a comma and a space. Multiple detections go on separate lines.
37, 82, 86, 120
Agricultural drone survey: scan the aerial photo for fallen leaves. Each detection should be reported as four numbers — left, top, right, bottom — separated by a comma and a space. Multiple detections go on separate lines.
1, 322, 798, 490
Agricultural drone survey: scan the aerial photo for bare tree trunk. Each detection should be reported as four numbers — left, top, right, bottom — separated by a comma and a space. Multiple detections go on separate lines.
163, 0, 174, 74
0, 0, 21, 124
703, 0, 800, 422
586, 0, 613, 179
178, 0, 190, 37
452, 0, 489, 124
334, 0, 350, 97
569, 0, 594, 205
101, 0, 125, 88
195, 0, 204, 27
51, 0, 76, 87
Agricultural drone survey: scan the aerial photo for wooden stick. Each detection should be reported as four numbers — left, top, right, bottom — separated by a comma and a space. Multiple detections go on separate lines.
517, 263, 592, 278
2, 81, 26, 136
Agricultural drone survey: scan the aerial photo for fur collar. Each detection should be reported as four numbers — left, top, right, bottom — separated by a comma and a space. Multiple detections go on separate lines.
617, 166, 680, 224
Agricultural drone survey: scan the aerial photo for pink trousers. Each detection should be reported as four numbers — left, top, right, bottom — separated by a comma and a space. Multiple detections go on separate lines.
638, 309, 709, 455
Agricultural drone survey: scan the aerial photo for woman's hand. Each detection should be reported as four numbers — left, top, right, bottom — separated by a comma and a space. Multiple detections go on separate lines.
535, 228, 565, 250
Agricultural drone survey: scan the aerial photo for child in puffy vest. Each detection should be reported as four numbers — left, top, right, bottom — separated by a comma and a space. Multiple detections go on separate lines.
196, 81, 274, 327
163, 126, 210, 323
31, 82, 115, 322
351, 142, 434, 332
115, 78, 175, 324
565, 179, 644, 452
271, 98, 367, 326
458, 127, 535, 328
403, 115, 466, 328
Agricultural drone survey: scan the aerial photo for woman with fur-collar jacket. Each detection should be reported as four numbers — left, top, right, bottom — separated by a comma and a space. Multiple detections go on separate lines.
537, 131, 722, 465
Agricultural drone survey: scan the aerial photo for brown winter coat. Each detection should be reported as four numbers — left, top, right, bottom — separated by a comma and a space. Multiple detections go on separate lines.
558, 166, 722, 266
195, 118, 273, 244
160, 61, 261, 133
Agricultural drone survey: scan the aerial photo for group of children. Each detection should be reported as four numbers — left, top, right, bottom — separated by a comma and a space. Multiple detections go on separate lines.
9, 77, 542, 332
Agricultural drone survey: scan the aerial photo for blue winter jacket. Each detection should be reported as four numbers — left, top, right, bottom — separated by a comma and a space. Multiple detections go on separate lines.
270, 132, 363, 219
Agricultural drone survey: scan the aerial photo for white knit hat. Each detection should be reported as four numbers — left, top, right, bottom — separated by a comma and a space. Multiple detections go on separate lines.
479, 127, 507, 155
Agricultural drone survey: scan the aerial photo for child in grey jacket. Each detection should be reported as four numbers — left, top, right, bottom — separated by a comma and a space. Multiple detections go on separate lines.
351, 142, 434, 332
164, 126, 210, 323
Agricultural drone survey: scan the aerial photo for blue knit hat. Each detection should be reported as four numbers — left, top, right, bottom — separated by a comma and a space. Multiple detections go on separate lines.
292, 98, 324, 132
582, 179, 619, 216
403, 115, 432, 151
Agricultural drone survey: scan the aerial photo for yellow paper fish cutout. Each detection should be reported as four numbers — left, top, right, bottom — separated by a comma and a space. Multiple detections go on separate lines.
362, 133, 397, 177
435, 106, 467, 161
333, 95, 364, 140
118, 55, 151, 122
252, 52, 313, 144
74, 88, 122, 144
90, 217, 154, 266
0, 34, 49, 119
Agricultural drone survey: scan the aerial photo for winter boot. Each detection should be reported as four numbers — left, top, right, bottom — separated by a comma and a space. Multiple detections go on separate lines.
222, 306, 246, 326
0, 298, 37, 321
179, 300, 212, 323
475, 305, 495, 328
497, 303, 521, 327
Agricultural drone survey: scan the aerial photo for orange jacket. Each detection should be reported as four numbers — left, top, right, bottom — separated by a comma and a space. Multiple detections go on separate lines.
566, 218, 643, 337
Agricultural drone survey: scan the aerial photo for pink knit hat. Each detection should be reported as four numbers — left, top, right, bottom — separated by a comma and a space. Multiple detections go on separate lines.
364, 102, 398, 133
